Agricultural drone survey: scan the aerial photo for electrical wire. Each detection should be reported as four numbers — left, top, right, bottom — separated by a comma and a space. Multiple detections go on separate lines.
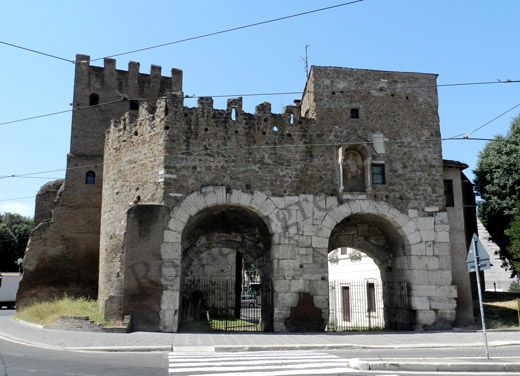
0, 99, 128, 127
0, 2, 364, 65
86, 1, 364, 62
0, 40, 74, 63
446, 102, 520, 139
0, 135, 500, 184
0, 196, 35, 202
2, 80, 519, 128
464, 102, 520, 138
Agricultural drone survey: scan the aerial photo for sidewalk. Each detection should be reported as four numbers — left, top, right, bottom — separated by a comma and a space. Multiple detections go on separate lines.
1, 314, 519, 372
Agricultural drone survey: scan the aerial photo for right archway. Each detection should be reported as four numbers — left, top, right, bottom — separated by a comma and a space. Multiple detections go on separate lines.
328, 212, 413, 330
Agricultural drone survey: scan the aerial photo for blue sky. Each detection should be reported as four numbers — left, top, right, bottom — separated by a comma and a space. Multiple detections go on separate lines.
1, 0, 519, 217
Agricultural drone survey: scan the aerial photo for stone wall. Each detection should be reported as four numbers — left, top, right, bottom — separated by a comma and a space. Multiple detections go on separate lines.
99, 103, 169, 307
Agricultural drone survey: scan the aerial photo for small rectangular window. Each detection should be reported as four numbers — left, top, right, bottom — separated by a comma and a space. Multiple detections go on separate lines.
444, 179, 454, 207
350, 108, 359, 119
371, 164, 385, 184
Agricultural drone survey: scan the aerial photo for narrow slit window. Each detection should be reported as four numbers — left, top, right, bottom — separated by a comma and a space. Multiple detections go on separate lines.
231, 108, 236, 121
371, 164, 385, 185
86, 171, 96, 184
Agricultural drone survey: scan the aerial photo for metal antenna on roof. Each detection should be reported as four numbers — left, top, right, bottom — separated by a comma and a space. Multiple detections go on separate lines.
299, 42, 317, 78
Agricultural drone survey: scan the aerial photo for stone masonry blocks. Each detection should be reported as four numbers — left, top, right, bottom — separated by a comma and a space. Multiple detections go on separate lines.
416, 310, 436, 325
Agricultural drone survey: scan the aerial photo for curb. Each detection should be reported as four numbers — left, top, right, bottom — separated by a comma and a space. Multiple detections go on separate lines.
70, 345, 173, 352
209, 341, 520, 352
350, 358, 520, 373
0, 333, 66, 352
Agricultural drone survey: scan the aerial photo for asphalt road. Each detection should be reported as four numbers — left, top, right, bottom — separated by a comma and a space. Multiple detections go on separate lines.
1, 309, 518, 375
0, 337, 167, 376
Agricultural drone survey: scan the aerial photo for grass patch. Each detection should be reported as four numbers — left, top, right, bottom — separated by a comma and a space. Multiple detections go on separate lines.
474, 292, 520, 329
210, 317, 258, 330
482, 300, 520, 329
14, 296, 106, 326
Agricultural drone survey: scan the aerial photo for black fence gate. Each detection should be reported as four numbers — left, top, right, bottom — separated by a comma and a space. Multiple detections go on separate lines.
327, 280, 412, 331
180, 277, 271, 332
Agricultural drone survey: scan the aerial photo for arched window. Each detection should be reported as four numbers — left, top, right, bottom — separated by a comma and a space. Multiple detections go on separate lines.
89, 93, 99, 106
86, 171, 96, 184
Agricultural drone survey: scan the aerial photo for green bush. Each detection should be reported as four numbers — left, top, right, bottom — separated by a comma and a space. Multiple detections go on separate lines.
509, 281, 520, 293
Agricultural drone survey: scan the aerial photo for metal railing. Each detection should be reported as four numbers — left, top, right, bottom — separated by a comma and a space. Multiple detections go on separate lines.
327, 280, 412, 331
179, 277, 263, 332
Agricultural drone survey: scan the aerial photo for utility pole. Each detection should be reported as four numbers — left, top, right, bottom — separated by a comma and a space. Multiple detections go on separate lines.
466, 234, 491, 359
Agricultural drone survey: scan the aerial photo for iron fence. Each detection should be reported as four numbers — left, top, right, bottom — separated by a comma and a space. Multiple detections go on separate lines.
179, 277, 264, 332
179, 277, 411, 332
327, 280, 412, 331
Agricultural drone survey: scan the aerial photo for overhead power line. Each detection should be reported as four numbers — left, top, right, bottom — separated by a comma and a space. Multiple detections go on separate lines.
2, 80, 519, 128
464, 102, 520, 138
0, 196, 35, 202
0, 99, 124, 127
0, 135, 502, 184
447, 102, 520, 139
0, 40, 74, 63
86, 1, 364, 62
1, 2, 364, 64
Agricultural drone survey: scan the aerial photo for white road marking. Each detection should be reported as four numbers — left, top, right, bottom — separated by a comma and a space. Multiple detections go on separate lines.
168, 350, 354, 375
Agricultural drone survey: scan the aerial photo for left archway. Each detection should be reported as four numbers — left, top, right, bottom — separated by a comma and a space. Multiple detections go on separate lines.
180, 204, 273, 332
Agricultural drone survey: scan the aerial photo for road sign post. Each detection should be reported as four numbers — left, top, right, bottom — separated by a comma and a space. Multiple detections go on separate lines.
466, 234, 490, 359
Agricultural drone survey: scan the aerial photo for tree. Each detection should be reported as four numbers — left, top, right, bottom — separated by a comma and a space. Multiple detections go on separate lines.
504, 201, 520, 276
0, 213, 33, 272
474, 115, 520, 276
508, 280, 520, 293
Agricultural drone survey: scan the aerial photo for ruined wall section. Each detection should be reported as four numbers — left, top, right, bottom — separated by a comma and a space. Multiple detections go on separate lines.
33, 179, 64, 225
99, 101, 170, 307
302, 66, 445, 213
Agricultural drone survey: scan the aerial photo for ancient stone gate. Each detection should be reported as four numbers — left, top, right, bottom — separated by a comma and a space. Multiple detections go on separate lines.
19, 55, 466, 332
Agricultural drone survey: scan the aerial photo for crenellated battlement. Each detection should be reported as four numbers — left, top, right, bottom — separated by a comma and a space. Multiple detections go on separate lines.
107, 92, 314, 148
73, 54, 182, 104
70, 54, 183, 155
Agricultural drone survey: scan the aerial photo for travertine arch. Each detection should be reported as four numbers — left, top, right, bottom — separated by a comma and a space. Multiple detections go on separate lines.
319, 199, 418, 254
166, 186, 287, 239
164, 187, 284, 332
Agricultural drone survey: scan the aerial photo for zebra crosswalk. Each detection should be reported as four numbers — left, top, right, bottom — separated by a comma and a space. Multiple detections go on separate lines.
168, 350, 355, 375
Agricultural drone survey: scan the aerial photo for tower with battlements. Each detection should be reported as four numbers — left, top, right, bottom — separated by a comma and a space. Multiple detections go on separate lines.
17, 56, 182, 307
